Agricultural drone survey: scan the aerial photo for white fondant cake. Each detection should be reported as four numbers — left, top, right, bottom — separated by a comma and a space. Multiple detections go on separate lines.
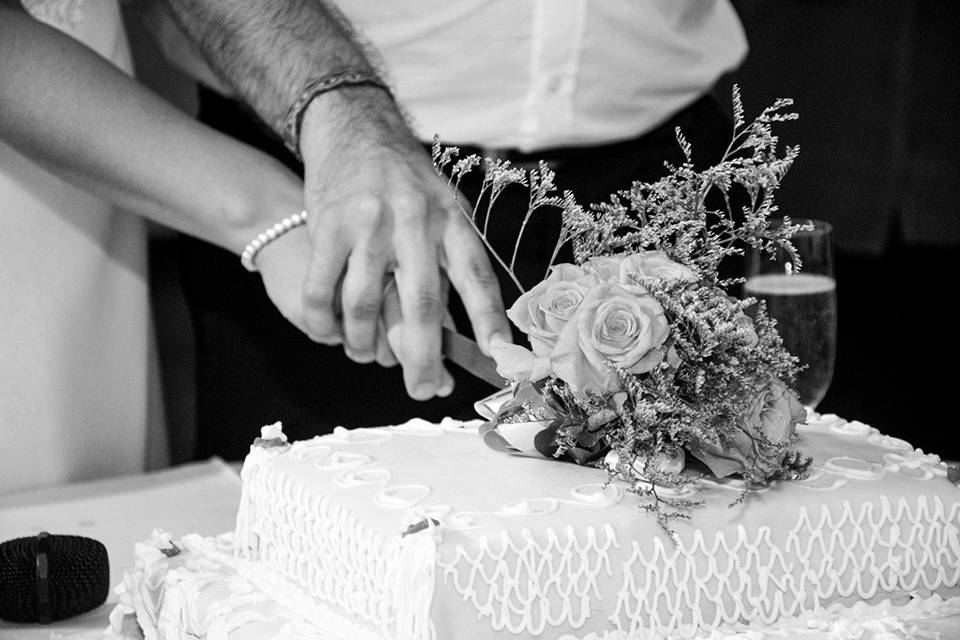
110, 414, 960, 639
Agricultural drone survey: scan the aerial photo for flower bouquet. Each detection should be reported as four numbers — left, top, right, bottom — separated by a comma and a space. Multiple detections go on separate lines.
434, 87, 812, 522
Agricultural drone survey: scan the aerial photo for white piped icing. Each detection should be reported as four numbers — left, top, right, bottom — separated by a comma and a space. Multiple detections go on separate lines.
823, 456, 887, 480
114, 417, 960, 639
446, 511, 484, 531
440, 524, 620, 635
111, 531, 960, 639
570, 482, 624, 506
440, 416, 482, 432
804, 411, 844, 428
868, 433, 915, 452
396, 523, 440, 640
376, 484, 432, 508
309, 450, 373, 470
500, 497, 559, 516
697, 474, 771, 494
334, 467, 393, 488
323, 426, 393, 445
831, 419, 876, 437
792, 467, 850, 492
389, 418, 449, 436
883, 450, 949, 481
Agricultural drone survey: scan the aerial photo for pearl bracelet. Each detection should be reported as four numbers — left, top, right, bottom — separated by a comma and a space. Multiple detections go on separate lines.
240, 209, 307, 272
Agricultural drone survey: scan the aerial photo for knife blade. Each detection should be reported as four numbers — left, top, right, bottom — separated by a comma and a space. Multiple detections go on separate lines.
441, 327, 509, 388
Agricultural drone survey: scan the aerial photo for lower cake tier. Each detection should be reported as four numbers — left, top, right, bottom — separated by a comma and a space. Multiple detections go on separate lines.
229, 414, 960, 640
109, 529, 960, 639
107, 531, 383, 640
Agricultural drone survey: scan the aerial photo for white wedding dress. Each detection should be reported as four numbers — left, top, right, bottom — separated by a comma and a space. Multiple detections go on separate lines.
0, 0, 166, 494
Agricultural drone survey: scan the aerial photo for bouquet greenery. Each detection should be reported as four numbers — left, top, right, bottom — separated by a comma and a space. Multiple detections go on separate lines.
433, 87, 812, 523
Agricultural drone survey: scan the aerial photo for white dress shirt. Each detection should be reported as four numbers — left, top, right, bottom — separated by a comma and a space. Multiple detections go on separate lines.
341, 0, 748, 151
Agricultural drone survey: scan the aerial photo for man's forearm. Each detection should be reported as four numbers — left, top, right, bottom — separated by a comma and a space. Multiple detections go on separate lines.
160, 0, 383, 135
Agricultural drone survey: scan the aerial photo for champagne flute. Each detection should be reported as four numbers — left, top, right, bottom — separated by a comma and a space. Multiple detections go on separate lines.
744, 219, 837, 411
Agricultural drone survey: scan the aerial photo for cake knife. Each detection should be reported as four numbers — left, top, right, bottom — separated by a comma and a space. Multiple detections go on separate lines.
441, 327, 509, 389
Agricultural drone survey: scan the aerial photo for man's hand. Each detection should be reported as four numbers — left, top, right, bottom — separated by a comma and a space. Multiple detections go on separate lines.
298, 87, 509, 400
257, 223, 405, 370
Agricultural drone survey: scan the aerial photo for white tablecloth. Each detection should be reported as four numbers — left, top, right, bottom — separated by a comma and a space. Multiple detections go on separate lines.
0, 459, 241, 639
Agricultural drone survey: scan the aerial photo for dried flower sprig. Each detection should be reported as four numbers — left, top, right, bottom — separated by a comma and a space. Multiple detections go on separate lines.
572, 87, 802, 287
433, 86, 802, 292
432, 140, 588, 293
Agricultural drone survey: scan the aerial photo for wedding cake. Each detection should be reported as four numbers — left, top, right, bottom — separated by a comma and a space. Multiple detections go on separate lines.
109, 93, 960, 638
109, 413, 960, 639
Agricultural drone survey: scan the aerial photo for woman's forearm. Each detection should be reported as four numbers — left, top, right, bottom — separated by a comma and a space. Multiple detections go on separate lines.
0, 7, 303, 254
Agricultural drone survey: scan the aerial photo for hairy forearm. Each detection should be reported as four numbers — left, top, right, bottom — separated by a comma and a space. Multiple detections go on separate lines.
160, 0, 383, 134
0, 8, 302, 253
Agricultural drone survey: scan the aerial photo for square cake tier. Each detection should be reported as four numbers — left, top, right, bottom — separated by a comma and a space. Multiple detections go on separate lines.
225, 414, 960, 639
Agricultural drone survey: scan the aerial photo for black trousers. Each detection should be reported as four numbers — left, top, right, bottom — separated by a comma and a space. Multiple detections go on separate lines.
179, 92, 734, 461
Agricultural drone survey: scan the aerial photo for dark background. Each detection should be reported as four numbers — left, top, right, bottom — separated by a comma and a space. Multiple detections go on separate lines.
719, 0, 959, 457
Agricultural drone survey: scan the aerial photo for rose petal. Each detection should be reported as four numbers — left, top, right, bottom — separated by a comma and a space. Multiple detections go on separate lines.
548, 263, 588, 282
491, 343, 551, 382
619, 250, 697, 284
687, 442, 747, 478
583, 256, 622, 281
496, 420, 553, 454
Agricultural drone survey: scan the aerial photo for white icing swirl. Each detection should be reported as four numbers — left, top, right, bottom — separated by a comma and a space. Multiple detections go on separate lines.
883, 450, 948, 480
440, 417, 483, 432
500, 498, 559, 516
446, 511, 484, 530
697, 475, 770, 494
324, 426, 394, 445
376, 484, 431, 508
389, 418, 448, 436
823, 456, 886, 480
830, 419, 876, 437
313, 450, 373, 470
792, 467, 849, 492
569, 483, 624, 507
867, 433, 914, 452
334, 467, 393, 488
